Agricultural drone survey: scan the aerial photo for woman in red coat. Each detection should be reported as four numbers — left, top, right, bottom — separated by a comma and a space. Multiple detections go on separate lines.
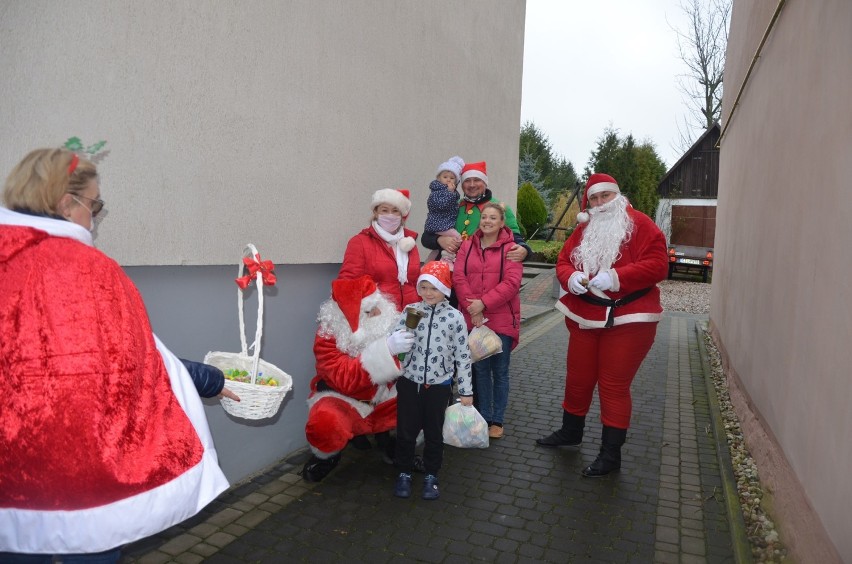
0, 148, 229, 560
338, 189, 420, 311
454, 202, 523, 439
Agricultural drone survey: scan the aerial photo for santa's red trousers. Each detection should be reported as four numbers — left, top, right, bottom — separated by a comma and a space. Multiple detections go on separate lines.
305, 396, 397, 457
562, 318, 658, 429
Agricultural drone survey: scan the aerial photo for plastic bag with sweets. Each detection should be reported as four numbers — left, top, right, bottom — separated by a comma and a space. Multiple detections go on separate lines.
468, 323, 503, 362
442, 402, 489, 449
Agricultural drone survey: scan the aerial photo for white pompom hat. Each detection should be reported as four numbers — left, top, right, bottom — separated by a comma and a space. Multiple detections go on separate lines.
436, 156, 465, 183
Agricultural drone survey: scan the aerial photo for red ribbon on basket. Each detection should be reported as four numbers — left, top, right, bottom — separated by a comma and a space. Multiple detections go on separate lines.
235, 253, 277, 289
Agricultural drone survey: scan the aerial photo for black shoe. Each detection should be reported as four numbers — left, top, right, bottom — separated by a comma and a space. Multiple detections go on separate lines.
300, 453, 341, 482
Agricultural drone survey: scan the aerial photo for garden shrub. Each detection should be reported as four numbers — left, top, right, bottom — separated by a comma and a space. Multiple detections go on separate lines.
517, 181, 548, 239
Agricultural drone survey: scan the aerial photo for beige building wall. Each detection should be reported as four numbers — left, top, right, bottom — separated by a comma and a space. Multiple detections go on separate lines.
0, 1, 526, 484
0, 0, 526, 265
713, 1, 852, 560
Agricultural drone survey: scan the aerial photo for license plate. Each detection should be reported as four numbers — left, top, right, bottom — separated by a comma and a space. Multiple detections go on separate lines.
679, 258, 701, 265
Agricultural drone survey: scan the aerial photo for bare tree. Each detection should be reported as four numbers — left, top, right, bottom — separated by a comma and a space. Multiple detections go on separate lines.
672, 0, 731, 152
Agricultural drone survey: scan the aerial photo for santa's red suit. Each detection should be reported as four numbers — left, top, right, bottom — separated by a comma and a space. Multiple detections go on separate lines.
0, 207, 228, 554
304, 276, 402, 467
555, 195, 668, 428
540, 173, 669, 478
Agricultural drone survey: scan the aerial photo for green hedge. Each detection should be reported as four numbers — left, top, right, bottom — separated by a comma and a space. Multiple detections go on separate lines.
528, 240, 564, 264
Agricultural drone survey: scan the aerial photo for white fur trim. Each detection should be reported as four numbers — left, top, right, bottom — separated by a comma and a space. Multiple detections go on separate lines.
586, 181, 620, 198
310, 445, 338, 459
399, 236, 416, 252
0, 337, 229, 554
460, 169, 488, 186
608, 268, 621, 292
576, 211, 590, 223
371, 188, 411, 217
417, 273, 451, 297
0, 206, 93, 246
372, 382, 397, 405
360, 337, 403, 384
307, 390, 374, 419
554, 300, 661, 328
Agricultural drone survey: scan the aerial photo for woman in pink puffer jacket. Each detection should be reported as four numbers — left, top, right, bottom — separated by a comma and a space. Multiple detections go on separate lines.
454, 201, 523, 440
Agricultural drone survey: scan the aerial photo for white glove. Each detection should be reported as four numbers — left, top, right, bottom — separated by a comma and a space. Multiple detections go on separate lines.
386, 330, 415, 355
568, 271, 588, 295
589, 271, 613, 291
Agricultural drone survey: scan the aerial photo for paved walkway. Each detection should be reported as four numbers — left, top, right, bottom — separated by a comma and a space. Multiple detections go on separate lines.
122, 270, 743, 563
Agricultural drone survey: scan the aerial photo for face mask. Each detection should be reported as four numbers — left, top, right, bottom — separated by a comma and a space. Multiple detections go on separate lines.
377, 214, 402, 233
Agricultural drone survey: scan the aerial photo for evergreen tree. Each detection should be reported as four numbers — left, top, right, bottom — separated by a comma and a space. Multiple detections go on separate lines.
584, 127, 666, 218
519, 121, 578, 206
549, 156, 579, 204
516, 182, 548, 239
518, 151, 544, 193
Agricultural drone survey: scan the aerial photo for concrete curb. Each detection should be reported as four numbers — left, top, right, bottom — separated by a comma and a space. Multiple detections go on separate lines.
695, 321, 754, 563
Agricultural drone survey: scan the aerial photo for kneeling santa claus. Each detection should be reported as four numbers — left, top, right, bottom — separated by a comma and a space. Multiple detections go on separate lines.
301, 275, 414, 482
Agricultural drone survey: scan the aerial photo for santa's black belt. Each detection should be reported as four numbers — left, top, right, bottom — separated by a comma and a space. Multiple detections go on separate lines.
577, 287, 653, 328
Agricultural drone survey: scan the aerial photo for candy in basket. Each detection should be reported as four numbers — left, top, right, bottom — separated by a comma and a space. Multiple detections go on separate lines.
204, 244, 293, 420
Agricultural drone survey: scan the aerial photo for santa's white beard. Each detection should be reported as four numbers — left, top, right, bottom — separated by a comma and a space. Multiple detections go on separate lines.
317, 293, 399, 356
571, 195, 633, 276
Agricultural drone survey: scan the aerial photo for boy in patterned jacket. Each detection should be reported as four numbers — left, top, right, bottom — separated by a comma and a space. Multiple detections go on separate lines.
393, 261, 472, 500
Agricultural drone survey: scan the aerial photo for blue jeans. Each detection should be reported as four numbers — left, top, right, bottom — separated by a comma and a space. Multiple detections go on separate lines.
472, 333, 513, 425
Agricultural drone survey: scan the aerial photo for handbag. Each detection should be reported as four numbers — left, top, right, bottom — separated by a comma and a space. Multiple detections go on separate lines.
203, 244, 293, 420
468, 323, 503, 362
442, 402, 489, 449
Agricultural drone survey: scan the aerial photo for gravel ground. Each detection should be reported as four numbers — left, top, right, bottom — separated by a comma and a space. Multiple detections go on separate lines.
658, 279, 711, 314
702, 331, 787, 562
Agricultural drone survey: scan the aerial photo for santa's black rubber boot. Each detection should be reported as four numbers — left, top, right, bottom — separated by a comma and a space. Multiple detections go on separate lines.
536, 411, 585, 447
582, 426, 626, 478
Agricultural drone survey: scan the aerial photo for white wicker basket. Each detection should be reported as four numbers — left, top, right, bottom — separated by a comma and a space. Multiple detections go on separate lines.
204, 244, 292, 420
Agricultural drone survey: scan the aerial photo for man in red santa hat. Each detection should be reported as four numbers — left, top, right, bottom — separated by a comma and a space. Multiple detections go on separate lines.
301, 275, 415, 482
536, 173, 669, 477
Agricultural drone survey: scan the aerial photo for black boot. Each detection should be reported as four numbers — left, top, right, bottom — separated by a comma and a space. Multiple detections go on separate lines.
535, 411, 585, 447
300, 453, 341, 482
582, 426, 626, 478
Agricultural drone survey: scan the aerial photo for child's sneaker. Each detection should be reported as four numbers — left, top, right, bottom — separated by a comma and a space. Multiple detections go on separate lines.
422, 474, 440, 500
394, 473, 412, 498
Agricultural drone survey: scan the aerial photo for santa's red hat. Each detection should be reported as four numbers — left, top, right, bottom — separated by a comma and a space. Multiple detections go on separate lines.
460, 161, 488, 186
371, 188, 411, 218
417, 261, 452, 297
576, 173, 620, 224
331, 275, 378, 332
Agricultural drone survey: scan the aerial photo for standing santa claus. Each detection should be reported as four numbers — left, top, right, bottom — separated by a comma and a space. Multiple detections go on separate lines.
536, 173, 669, 477
301, 275, 415, 482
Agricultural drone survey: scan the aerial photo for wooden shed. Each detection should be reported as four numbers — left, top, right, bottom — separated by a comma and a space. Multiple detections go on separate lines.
656, 123, 720, 249
658, 122, 720, 199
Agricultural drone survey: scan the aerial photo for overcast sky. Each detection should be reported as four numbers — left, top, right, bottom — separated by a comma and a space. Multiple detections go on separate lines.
521, 0, 695, 172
